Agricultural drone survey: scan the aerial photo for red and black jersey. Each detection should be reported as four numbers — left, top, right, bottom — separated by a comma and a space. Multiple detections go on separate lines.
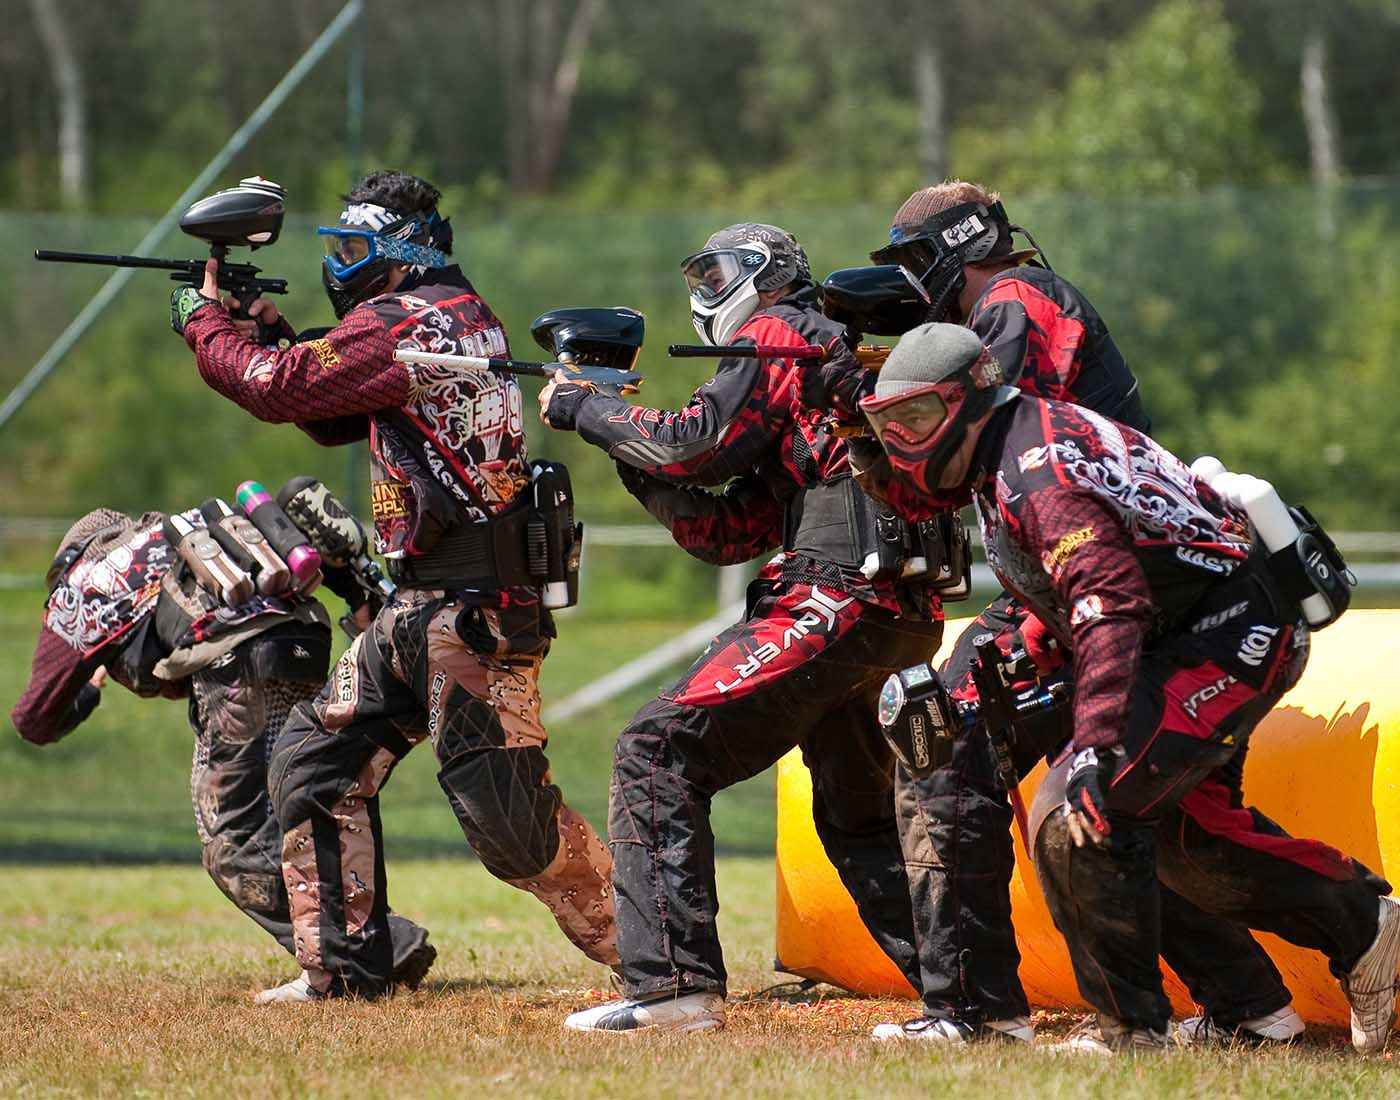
968, 265, 1149, 433
974, 397, 1253, 751
184, 269, 528, 559
573, 291, 936, 617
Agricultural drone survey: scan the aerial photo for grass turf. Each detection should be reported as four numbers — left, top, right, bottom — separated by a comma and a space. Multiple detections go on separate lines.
2, 858, 1395, 1099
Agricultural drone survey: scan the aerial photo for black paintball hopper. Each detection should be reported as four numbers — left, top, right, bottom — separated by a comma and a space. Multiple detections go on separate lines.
179, 177, 286, 250
530, 307, 645, 373
821, 265, 932, 337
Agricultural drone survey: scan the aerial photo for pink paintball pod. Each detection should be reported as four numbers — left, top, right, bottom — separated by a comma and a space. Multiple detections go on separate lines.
235, 480, 322, 592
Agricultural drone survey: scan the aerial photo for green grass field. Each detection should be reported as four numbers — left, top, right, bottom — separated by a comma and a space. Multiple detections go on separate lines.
3, 859, 1397, 1098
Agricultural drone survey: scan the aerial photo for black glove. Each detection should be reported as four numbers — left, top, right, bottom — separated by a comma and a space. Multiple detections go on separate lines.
800, 344, 876, 425
1063, 745, 1123, 847
544, 383, 591, 430
845, 434, 886, 475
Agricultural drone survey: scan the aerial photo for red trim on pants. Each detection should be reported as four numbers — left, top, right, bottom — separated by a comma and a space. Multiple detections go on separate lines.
1179, 779, 1358, 882
670, 586, 865, 708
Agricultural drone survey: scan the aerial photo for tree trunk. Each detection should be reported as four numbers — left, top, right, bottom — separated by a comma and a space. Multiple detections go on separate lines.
26, 0, 87, 208
499, 0, 530, 191
1300, 20, 1341, 237
502, 0, 602, 194
530, 0, 603, 191
913, 33, 947, 183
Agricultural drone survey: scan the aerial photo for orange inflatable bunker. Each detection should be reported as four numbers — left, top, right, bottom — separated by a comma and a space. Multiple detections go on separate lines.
775, 610, 1400, 1025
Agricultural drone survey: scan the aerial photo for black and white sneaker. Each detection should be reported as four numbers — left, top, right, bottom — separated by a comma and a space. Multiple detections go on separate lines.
1176, 1006, 1304, 1046
871, 1015, 1033, 1044
254, 969, 335, 1005
564, 991, 725, 1034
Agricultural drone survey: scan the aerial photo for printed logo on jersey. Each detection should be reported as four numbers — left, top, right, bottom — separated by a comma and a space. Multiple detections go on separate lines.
1042, 526, 1096, 577
308, 338, 340, 371
1176, 546, 1238, 575
1237, 625, 1281, 668
1070, 594, 1104, 626
1018, 446, 1049, 472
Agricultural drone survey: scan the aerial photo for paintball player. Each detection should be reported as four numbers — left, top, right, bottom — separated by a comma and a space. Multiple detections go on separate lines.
539, 224, 946, 1033
809, 181, 1300, 1046
851, 320, 1399, 1054
171, 170, 618, 1001
9, 504, 436, 995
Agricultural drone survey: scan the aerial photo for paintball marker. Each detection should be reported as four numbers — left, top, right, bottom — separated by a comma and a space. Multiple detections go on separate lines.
878, 640, 1070, 847
35, 177, 289, 343
665, 264, 930, 364
393, 306, 646, 395
667, 265, 932, 433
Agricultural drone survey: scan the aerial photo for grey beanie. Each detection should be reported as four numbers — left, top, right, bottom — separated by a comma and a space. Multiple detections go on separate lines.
874, 322, 988, 400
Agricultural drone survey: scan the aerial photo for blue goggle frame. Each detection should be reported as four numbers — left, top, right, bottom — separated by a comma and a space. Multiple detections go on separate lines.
316, 224, 449, 279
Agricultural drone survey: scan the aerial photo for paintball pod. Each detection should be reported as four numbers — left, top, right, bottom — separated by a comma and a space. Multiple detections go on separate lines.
878, 639, 1070, 843
35, 177, 289, 343
393, 306, 646, 395
233, 481, 322, 592
276, 476, 396, 639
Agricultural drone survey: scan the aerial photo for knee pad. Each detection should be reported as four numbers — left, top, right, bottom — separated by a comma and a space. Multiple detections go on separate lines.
438, 746, 561, 880
473, 818, 560, 881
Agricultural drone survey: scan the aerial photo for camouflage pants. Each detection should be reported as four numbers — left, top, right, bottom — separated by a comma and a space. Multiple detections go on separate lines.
189, 626, 431, 970
269, 590, 617, 996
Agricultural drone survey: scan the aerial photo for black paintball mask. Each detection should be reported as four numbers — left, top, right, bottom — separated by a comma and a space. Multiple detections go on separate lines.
318, 202, 453, 319
870, 201, 1040, 324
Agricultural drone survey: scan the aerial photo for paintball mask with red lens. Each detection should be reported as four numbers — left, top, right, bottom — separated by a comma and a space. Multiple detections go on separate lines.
860, 323, 1018, 494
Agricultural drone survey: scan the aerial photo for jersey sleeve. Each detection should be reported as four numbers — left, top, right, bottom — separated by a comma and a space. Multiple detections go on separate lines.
1012, 484, 1154, 751
10, 625, 107, 745
572, 314, 807, 486
183, 305, 411, 423
618, 467, 784, 565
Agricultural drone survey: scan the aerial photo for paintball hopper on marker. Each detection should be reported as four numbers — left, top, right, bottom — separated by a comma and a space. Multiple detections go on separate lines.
820, 264, 933, 340
35, 177, 289, 342
394, 306, 645, 394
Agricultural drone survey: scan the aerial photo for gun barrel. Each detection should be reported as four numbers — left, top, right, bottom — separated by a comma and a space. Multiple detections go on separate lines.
393, 348, 553, 378
668, 343, 827, 359
34, 249, 195, 273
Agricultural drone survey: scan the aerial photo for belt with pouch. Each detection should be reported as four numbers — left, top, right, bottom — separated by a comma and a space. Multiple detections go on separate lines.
387, 503, 534, 590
